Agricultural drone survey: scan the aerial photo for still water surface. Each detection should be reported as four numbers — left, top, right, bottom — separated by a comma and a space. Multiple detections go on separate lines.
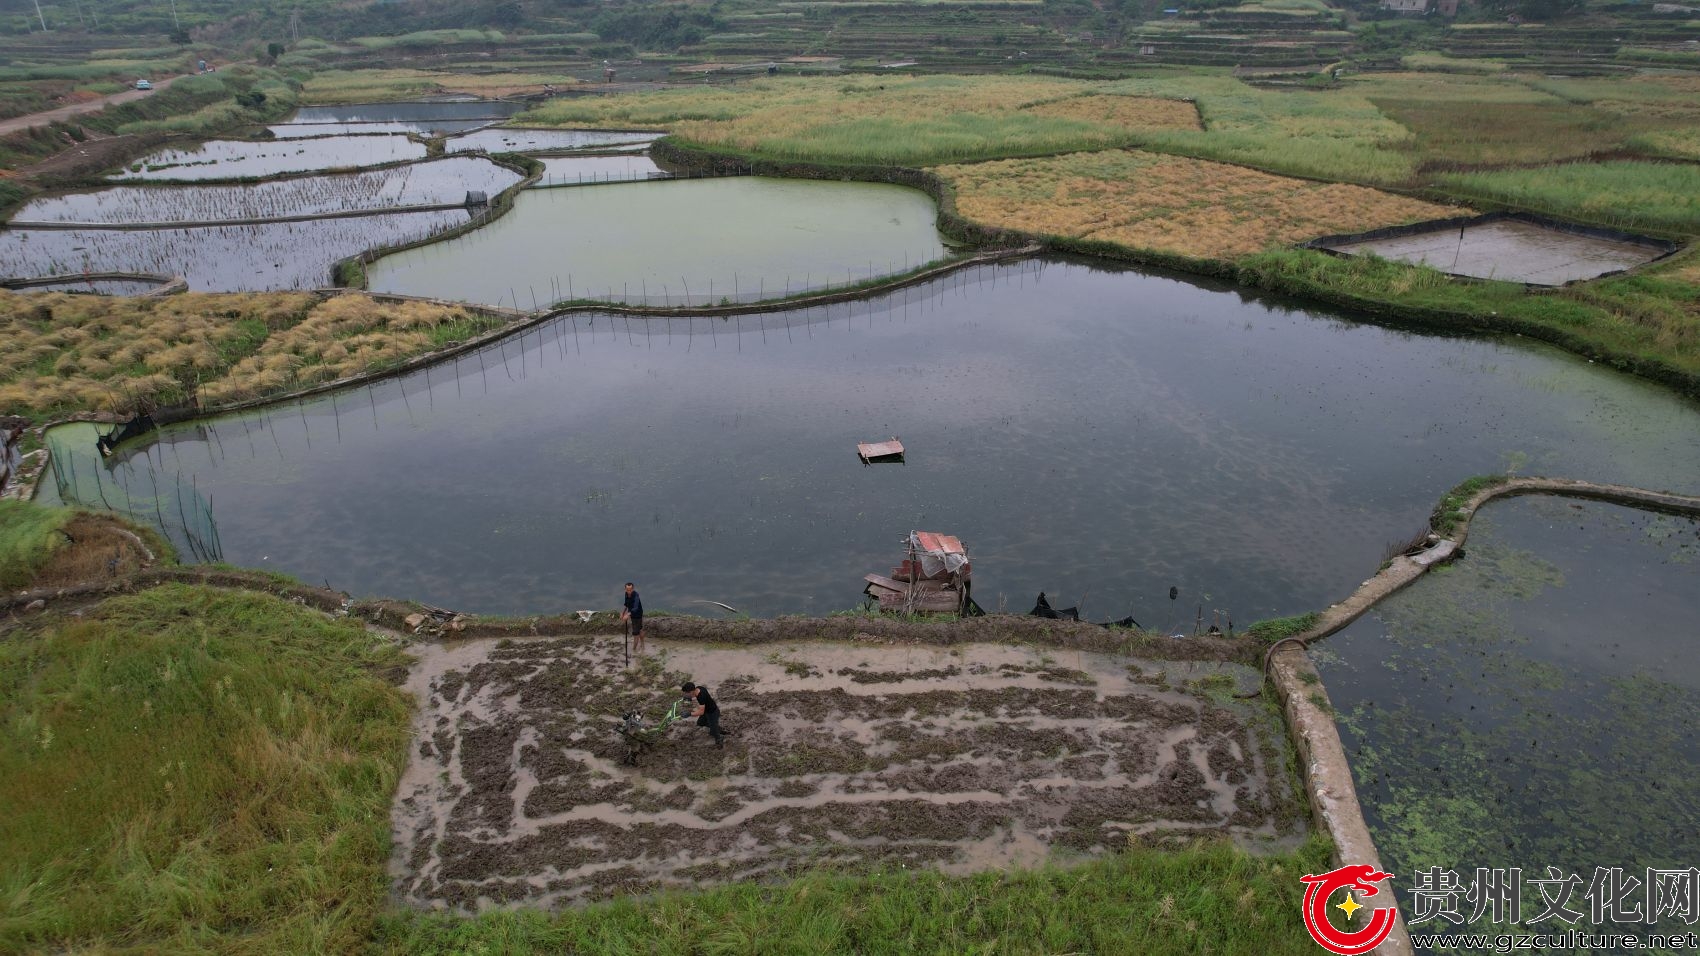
367, 177, 949, 308
49, 258, 1700, 618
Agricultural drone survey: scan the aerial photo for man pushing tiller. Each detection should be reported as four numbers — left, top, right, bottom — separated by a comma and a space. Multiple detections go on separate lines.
680, 681, 731, 748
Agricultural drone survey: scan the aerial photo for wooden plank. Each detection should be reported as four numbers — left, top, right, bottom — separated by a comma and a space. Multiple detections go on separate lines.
873, 588, 962, 613
863, 573, 905, 594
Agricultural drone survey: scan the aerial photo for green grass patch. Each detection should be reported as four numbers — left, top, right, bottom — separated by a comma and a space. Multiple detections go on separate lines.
1430, 474, 1510, 536
0, 499, 73, 590
1102, 72, 1417, 185
1245, 612, 1321, 645
0, 584, 413, 953
376, 834, 1335, 955
1438, 161, 1700, 234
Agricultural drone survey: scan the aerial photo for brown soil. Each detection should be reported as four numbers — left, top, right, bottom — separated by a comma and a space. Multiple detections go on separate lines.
390, 636, 1302, 911
26, 512, 158, 588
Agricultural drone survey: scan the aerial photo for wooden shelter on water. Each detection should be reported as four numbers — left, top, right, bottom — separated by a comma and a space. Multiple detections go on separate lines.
864, 531, 983, 616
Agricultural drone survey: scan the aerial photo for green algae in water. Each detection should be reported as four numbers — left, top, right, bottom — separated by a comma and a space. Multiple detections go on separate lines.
1318, 497, 1700, 949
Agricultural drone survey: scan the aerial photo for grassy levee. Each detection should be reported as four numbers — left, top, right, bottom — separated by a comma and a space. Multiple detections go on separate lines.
0, 584, 413, 953
1233, 248, 1700, 398
375, 835, 1336, 955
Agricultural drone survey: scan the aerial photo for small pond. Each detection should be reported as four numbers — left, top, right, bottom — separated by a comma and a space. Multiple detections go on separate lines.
44, 257, 1700, 617
110, 135, 428, 182
267, 120, 494, 139
1316, 496, 1700, 941
366, 176, 949, 308
289, 101, 525, 125
444, 127, 658, 155
273, 102, 523, 139
532, 153, 663, 187
1317, 219, 1665, 286
0, 209, 471, 291
10, 157, 521, 225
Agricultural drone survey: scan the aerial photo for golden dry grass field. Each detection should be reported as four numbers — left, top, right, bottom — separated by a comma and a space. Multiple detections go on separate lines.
0, 291, 502, 416
300, 69, 581, 105
937, 150, 1461, 260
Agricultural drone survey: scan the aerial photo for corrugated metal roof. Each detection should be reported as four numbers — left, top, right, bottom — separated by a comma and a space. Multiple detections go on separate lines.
913, 531, 965, 555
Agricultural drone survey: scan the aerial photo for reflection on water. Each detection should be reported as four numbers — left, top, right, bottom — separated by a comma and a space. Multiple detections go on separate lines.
47, 258, 1700, 619
1316, 497, 1700, 948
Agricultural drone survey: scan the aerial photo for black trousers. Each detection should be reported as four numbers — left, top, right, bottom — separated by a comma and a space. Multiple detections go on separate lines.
699, 712, 723, 743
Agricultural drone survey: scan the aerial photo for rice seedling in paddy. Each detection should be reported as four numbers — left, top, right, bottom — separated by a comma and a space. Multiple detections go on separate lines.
300, 69, 581, 105
0, 290, 500, 416
520, 75, 1203, 165
1, 209, 473, 292
1439, 161, 1700, 234
937, 149, 1458, 260
14, 157, 522, 225
111, 135, 428, 182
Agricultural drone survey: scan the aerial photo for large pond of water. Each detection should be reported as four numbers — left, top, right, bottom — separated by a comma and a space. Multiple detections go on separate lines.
43, 257, 1700, 618
365, 177, 950, 308
1315, 496, 1700, 941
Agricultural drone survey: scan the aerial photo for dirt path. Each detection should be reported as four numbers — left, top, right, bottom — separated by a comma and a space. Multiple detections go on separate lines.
390, 636, 1304, 910
0, 75, 187, 137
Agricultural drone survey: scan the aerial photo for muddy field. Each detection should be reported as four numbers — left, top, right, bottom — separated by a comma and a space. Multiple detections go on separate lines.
390, 635, 1305, 911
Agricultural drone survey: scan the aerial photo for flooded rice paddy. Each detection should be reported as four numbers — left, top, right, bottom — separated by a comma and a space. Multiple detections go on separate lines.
1315, 496, 1700, 936
391, 636, 1296, 909
532, 153, 664, 187
10, 157, 521, 224
48, 258, 1700, 618
7, 277, 164, 295
444, 127, 658, 155
1, 209, 471, 290
270, 101, 526, 140
1317, 219, 1664, 285
289, 100, 525, 126
366, 177, 949, 307
111, 135, 428, 181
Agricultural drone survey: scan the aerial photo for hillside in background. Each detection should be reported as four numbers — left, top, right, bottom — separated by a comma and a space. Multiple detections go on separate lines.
2, 0, 1696, 78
